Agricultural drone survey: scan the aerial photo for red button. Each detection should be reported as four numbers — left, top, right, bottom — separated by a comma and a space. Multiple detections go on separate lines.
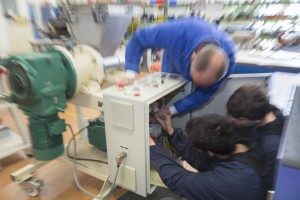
118, 81, 125, 87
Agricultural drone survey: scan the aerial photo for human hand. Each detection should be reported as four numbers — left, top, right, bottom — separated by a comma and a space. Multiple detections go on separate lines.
157, 108, 171, 115
155, 108, 174, 136
182, 161, 199, 173
117, 78, 134, 87
118, 70, 136, 86
149, 136, 156, 146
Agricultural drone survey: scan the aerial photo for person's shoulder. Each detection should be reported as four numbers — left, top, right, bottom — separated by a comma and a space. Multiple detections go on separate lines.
211, 160, 263, 186
215, 159, 257, 172
173, 16, 210, 25
270, 104, 285, 120
259, 134, 281, 150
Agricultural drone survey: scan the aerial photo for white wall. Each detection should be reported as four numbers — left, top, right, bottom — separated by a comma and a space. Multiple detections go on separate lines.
16, 0, 29, 19
0, 0, 36, 54
0, 1, 11, 53
0, 0, 60, 54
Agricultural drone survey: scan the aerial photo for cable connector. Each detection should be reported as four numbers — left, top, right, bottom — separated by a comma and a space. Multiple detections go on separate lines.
115, 152, 127, 167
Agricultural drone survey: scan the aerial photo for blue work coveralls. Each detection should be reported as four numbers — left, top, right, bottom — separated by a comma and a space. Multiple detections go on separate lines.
125, 17, 236, 114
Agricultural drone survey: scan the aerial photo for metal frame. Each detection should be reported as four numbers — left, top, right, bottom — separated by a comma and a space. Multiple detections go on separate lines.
0, 75, 30, 160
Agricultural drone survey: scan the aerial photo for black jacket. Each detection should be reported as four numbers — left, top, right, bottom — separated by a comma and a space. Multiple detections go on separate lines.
235, 105, 285, 190
150, 128, 267, 200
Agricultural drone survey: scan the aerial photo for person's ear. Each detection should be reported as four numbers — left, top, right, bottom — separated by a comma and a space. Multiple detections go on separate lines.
191, 52, 197, 61
207, 151, 215, 157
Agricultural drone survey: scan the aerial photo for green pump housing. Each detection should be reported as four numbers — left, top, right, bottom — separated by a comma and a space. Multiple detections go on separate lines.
0, 49, 77, 161
87, 119, 107, 151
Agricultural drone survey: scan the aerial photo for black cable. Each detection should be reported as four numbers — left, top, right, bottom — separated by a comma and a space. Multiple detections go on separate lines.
66, 125, 108, 164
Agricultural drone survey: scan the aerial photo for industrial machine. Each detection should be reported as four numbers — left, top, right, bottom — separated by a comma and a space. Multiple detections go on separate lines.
0, 3, 187, 199
0, 48, 187, 197
0, 43, 127, 161
0, 48, 75, 160
103, 73, 186, 196
0, 3, 132, 159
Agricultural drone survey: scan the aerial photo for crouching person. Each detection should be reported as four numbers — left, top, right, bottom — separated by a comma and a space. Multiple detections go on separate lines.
227, 84, 284, 190
150, 113, 268, 200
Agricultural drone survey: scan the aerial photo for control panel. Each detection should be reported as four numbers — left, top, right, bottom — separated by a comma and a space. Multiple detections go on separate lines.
102, 72, 186, 197
113, 73, 185, 99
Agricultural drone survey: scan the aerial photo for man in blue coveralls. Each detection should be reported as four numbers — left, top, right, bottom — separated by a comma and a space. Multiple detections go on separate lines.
125, 17, 236, 115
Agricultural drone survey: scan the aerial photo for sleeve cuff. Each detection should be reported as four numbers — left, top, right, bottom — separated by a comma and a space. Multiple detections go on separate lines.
168, 128, 182, 140
169, 105, 178, 116
125, 70, 136, 79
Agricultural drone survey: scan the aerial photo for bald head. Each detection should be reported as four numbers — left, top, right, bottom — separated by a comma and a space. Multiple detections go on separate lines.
190, 44, 229, 87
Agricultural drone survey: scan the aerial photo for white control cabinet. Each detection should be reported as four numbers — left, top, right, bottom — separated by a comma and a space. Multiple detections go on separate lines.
103, 72, 186, 197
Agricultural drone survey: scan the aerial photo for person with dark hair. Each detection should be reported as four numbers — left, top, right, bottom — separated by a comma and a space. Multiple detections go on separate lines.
227, 84, 285, 190
125, 17, 236, 115
150, 112, 268, 200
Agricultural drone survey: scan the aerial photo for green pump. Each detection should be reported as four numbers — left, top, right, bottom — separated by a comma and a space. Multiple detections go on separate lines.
0, 48, 77, 161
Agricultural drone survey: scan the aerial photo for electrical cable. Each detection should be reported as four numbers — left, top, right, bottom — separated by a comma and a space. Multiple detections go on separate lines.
67, 124, 98, 198
95, 166, 120, 200
66, 125, 108, 164
66, 124, 123, 200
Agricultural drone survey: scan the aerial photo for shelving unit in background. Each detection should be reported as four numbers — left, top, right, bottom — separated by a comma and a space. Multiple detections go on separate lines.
124, 0, 299, 53
215, 0, 300, 51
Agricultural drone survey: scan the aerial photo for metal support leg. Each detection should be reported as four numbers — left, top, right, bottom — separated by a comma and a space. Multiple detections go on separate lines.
76, 106, 88, 136
8, 104, 29, 144
11, 159, 49, 197
18, 178, 43, 197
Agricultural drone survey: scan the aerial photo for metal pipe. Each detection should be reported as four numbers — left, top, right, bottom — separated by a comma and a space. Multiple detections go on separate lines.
102, 55, 125, 69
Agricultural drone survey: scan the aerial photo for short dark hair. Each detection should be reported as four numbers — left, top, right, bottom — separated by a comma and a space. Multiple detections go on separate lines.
185, 114, 237, 155
227, 85, 270, 120
192, 43, 229, 80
